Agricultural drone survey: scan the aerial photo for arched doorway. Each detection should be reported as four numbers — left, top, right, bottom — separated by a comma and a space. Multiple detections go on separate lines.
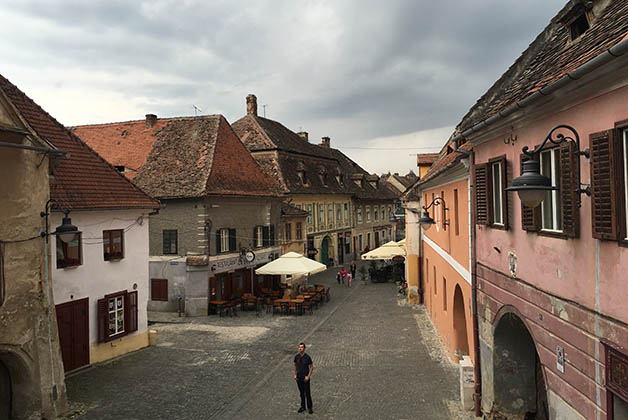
321, 236, 330, 266
452, 285, 469, 359
0, 360, 10, 419
493, 311, 548, 419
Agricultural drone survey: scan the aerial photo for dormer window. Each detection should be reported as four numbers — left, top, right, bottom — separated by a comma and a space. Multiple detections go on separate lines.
319, 167, 328, 187
298, 170, 308, 185
570, 14, 589, 40
335, 168, 344, 186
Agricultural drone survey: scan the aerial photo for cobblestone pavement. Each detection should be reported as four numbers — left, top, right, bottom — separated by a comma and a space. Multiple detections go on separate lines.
64, 262, 475, 420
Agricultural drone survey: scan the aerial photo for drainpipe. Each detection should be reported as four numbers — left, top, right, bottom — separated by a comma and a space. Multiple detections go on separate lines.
470, 151, 482, 417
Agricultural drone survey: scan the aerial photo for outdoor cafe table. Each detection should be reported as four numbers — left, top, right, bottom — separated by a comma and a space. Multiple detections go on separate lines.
209, 300, 228, 316
273, 299, 304, 315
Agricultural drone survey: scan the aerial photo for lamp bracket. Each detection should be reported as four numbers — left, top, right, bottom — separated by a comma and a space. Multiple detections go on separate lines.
422, 197, 450, 230
520, 124, 588, 208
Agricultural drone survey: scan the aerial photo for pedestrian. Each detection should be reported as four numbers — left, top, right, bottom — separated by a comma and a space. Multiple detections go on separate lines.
336, 271, 341, 285
350, 260, 356, 280
347, 272, 352, 287
340, 268, 347, 286
294, 342, 314, 414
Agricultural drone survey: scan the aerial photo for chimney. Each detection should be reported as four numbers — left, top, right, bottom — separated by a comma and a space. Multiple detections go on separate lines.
297, 131, 309, 142
145, 114, 157, 128
246, 94, 258, 116
320, 136, 330, 148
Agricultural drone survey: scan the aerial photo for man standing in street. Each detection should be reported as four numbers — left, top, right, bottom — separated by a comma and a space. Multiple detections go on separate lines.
350, 260, 357, 282
294, 342, 314, 414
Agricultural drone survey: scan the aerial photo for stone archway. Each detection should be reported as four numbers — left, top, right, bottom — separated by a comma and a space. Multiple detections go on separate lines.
452, 285, 469, 359
0, 348, 40, 420
492, 311, 548, 420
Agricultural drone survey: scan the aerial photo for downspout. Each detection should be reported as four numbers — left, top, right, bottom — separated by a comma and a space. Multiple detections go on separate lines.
470, 151, 482, 417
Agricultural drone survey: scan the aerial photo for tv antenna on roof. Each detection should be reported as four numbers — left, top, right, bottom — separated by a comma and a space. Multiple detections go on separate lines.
262, 104, 268, 118
192, 105, 202, 116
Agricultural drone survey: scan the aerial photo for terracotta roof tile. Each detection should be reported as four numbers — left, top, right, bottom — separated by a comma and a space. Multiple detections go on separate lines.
458, 0, 628, 131
0, 74, 158, 210
76, 114, 282, 199
416, 153, 439, 165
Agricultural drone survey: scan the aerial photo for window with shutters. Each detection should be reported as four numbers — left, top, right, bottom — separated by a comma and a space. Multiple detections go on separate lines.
476, 157, 508, 229
162, 230, 177, 255
220, 228, 230, 252
103, 229, 124, 261
97, 290, 138, 342
590, 123, 628, 244
540, 148, 563, 232
254, 226, 263, 248
151, 278, 168, 301
285, 223, 292, 241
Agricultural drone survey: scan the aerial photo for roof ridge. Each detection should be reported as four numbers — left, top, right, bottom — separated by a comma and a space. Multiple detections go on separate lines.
71, 114, 223, 129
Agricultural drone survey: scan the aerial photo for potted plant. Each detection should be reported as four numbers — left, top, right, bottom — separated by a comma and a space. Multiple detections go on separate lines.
358, 265, 368, 285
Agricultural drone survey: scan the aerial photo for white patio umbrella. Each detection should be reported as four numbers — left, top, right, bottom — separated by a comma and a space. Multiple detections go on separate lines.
361, 240, 407, 260
255, 252, 327, 276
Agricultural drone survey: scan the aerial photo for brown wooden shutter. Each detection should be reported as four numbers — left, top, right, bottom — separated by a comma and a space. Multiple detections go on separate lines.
520, 154, 540, 232
589, 129, 618, 240
475, 163, 489, 225
216, 230, 221, 254
559, 141, 579, 238
253, 227, 258, 248
97, 298, 107, 343
126, 291, 138, 333
229, 228, 237, 251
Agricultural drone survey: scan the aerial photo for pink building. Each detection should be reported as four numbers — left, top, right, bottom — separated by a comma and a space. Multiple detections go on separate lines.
455, 1, 628, 419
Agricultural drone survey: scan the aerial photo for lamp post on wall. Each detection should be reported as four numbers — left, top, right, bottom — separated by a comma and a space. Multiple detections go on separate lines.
418, 197, 449, 231
40, 199, 80, 243
504, 124, 591, 208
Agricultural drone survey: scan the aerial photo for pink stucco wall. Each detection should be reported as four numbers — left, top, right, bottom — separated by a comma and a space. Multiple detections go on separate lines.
474, 84, 628, 324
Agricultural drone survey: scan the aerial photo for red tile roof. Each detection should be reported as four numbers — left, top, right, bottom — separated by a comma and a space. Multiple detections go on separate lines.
0, 74, 158, 211
458, 0, 628, 131
76, 114, 282, 199
72, 118, 168, 179
416, 153, 439, 166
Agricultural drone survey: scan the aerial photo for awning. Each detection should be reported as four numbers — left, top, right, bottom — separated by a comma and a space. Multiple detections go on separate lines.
361, 241, 407, 260
255, 252, 327, 276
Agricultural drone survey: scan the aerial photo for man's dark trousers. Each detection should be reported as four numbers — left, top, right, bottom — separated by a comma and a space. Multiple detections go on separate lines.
297, 378, 312, 410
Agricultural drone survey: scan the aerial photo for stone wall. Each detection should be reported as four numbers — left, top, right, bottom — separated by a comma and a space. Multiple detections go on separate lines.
0, 145, 67, 419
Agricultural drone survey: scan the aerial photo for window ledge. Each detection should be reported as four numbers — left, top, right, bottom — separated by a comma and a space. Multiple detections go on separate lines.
490, 223, 508, 231
537, 230, 566, 240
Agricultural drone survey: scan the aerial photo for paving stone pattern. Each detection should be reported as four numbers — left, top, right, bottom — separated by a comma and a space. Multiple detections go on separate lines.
64, 263, 474, 420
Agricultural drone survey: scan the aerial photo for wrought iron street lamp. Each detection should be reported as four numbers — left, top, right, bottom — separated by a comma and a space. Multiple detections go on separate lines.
40, 199, 80, 243
419, 197, 449, 231
505, 125, 590, 208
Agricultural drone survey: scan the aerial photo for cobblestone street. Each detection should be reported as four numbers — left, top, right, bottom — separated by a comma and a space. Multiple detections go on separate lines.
65, 264, 474, 420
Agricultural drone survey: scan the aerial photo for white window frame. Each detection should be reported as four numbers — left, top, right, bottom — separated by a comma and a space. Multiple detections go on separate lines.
255, 226, 263, 248
374, 206, 378, 221
624, 129, 628, 240
108, 295, 125, 336
366, 206, 371, 222
328, 204, 334, 227
336, 204, 342, 225
220, 228, 230, 253
318, 204, 325, 229
285, 223, 291, 241
357, 207, 363, 224
344, 203, 349, 225
491, 161, 504, 226
540, 149, 562, 232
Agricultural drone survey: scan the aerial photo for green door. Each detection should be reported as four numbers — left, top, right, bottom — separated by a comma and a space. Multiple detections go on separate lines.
321, 237, 329, 265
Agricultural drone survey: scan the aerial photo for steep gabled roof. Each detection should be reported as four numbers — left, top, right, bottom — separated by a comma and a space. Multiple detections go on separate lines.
76, 114, 282, 199
72, 118, 167, 179
458, 0, 628, 132
281, 202, 309, 218
0, 74, 158, 210
233, 111, 398, 201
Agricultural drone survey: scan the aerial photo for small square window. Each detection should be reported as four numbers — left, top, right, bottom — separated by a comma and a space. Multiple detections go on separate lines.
56, 233, 82, 268
103, 229, 124, 261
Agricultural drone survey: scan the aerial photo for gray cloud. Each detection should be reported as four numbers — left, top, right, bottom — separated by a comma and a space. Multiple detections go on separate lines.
0, 0, 566, 172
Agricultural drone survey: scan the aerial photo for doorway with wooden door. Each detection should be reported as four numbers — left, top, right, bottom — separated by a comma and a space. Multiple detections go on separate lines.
55, 298, 90, 373
0, 360, 10, 419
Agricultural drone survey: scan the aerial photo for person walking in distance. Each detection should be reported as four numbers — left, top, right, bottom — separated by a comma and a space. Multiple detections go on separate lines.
294, 342, 314, 414
350, 260, 356, 282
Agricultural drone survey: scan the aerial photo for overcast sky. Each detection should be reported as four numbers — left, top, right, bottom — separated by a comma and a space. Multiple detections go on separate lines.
1, 0, 567, 175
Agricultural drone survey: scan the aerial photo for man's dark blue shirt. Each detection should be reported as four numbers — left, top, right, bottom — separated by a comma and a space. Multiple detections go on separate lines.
294, 353, 312, 379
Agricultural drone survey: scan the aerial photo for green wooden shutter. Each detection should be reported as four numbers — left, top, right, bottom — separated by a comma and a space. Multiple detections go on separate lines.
229, 228, 237, 251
